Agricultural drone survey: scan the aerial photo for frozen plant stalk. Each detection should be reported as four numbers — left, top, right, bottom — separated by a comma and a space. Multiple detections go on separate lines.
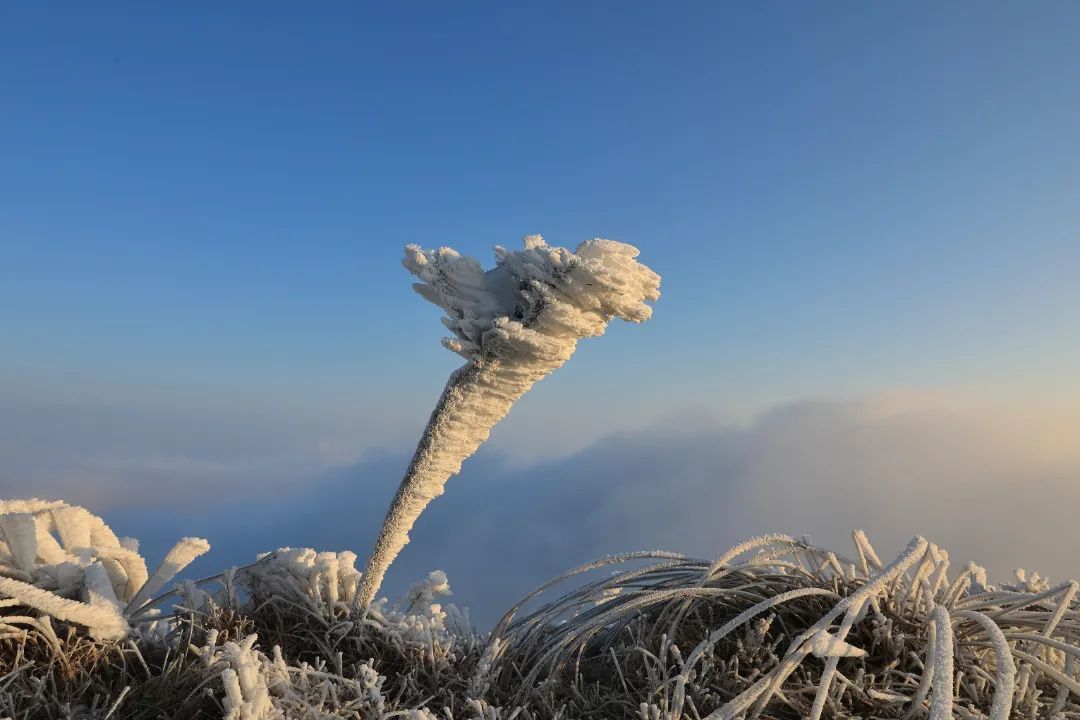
357, 235, 660, 606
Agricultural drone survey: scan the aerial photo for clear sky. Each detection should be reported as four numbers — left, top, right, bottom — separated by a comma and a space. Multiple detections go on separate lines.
2, 4, 1079, 619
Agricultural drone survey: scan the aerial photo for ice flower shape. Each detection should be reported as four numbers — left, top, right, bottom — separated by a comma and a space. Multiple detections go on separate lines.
357, 235, 660, 606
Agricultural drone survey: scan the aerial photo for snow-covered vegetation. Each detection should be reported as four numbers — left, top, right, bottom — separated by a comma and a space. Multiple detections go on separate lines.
3, 499, 1080, 719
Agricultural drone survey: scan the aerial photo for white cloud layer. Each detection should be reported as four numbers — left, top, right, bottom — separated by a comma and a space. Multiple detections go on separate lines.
6, 388, 1079, 625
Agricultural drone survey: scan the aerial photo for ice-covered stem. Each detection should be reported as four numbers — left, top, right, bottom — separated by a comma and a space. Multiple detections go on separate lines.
125, 536, 211, 615
0, 575, 130, 640
357, 236, 660, 607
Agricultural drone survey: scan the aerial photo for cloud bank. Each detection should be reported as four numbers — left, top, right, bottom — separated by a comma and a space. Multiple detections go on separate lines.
0, 380, 412, 509
78, 390, 1080, 627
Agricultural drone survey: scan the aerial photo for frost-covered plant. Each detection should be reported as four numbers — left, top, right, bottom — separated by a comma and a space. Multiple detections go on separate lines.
242, 548, 464, 644
7, 522, 1080, 719
186, 566, 475, 720
242, 544, 466, 654
197, 632, 278, 720
485, 531, 1080, 719
357, 235, 661, 606
245, 547, 363, 616
196, 630, 389, 720
0, 498, 209, 640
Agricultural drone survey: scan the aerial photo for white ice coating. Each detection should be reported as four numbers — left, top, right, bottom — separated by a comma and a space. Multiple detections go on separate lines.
127, 536, 211, 613
809, 629, 867, 658
248, 547, 363, 614
0, 575, 131, 641
357, 236, 660, 607
928, 605, 956, 720
0, 499, 210, 640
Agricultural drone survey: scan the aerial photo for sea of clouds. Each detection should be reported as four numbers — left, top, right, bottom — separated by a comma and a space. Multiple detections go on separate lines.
4, 386, 1077, 626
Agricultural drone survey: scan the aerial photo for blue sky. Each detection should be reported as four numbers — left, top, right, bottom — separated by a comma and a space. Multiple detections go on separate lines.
2, 4, 1079, 616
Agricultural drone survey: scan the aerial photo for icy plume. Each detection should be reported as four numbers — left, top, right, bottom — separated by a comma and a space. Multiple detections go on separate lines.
357, 236, 660, 606
0, 499, 209, 640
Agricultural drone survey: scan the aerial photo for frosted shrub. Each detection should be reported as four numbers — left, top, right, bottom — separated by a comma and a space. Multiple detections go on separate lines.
0, 498, 209, 640
358, 235, 661, 606
245, 547, 362, 616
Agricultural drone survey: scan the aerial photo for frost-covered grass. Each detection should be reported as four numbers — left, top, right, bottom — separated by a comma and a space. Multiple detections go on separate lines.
482, 534, 1078, 719
0, 499, 209, 643
0, 545, 482, 719
4, 511, 1080, 719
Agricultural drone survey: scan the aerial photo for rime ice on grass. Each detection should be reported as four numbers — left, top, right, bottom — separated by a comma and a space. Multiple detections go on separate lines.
246, 547, 363, 615
484, 530, 1080, 719
357, 235, 660, 606
0, 499, 210, 640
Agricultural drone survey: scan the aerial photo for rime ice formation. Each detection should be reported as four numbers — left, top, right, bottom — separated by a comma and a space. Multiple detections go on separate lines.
247, 547, 364, 615
0, 499, 210, 640
356, 236, 661, 607
8, 513, 1080, 717
488, 531, 1080, 720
